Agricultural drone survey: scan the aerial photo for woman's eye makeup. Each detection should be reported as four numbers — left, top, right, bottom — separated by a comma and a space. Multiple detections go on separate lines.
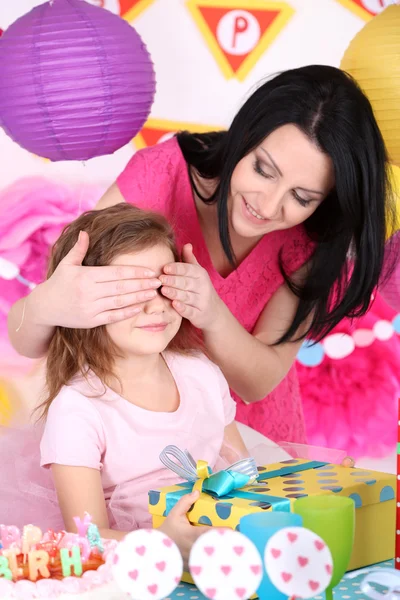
254, 156, 313, 208
292, 191, 312, 208
253, 158, 273, 179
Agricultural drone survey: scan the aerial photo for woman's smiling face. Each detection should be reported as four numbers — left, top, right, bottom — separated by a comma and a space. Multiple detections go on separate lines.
229, 124, 335, 238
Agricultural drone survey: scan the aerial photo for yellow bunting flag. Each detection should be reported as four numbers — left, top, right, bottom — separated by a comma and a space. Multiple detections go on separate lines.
186, 0, 294, 81
387, 164, 400, 240
133, 118, 222, 149
335, 0, 393, 22
87, 1, 155, 21
118, 0, 156, 22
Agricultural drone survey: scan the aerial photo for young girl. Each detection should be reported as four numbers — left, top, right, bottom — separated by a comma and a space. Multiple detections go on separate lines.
3, 203, 248, 564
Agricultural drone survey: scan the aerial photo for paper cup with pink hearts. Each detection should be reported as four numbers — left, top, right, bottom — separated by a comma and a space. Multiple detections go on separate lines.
189, 528, 263, 600
264, 526, 333, 599
111, 529, 183, 600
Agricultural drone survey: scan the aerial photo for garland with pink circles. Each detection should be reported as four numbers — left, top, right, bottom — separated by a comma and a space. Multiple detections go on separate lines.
296, 314, 400, 367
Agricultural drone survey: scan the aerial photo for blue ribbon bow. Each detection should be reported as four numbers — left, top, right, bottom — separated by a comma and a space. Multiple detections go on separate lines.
159, 445, 259, 497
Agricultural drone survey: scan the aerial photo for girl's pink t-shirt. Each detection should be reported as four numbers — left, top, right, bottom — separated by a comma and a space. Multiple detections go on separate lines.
117, 138, 314, 444
40, 352, 236, 530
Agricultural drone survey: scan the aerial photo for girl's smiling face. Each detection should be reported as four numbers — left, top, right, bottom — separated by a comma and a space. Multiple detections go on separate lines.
106, 244, 182, 357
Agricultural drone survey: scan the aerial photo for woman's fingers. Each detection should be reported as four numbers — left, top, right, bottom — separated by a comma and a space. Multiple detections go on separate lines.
97, 289, 158, 312
98, 278, 161, 298
91, 264, 157, 283
159, 274, 199, 292
94, 305, 143, 326
161, 287, 198, 306
172, 301, 198, 320
163, 262, 201, 278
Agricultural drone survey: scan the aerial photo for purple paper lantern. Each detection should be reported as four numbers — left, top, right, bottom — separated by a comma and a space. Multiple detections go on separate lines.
0, 0, 156, 161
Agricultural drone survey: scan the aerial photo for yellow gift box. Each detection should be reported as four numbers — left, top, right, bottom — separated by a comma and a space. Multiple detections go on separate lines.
149, 457, 396, 574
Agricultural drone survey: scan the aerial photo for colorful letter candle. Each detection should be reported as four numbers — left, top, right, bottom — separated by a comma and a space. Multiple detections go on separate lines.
87, 524, 104, 553
22, 526, 42, 554
0, 525, 21, 550
28, 550, 50, 582
3, 550, 23, 579
60, 546, 83, 577
0, 518, 112, 598
0, 556, 12, 580
73, 513, 92, 538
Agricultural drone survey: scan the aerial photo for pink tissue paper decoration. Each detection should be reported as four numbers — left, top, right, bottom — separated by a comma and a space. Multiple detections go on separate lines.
299, 294, 400, 459
0, 177, 102, 376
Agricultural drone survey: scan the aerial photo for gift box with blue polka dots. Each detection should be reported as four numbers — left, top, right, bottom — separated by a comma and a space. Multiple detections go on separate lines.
149, 458, 396, 572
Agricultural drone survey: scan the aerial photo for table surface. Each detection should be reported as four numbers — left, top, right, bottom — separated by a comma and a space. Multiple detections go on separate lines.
167, 560, 393, 600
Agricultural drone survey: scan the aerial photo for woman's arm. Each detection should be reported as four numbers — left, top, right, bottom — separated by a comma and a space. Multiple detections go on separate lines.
51, 464, 127, 541
7, 286, 58, 359
203, 280, 306, 403
7, 184, 155, 360
95, 183, 125, 210
161, 247, 309, 404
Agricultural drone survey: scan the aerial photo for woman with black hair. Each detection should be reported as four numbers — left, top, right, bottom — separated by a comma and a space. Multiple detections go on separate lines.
8, 64, 395, 444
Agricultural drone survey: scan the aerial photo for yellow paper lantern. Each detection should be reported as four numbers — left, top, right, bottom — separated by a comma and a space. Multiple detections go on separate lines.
340, 5, 400, 167
387, 164, 400, 240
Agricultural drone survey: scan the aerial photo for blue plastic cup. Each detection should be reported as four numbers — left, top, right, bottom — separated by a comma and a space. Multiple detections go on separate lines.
240, 512, 303, 600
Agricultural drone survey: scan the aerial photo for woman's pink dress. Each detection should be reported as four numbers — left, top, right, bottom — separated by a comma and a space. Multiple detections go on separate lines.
117, 137, 314, 443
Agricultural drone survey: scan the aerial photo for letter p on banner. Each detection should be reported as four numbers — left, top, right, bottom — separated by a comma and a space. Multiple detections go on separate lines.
187, 0, 295, 81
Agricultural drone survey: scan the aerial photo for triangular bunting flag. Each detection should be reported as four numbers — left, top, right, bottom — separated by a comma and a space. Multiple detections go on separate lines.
335, 0, 392, 21
135, 127, 176, 149
119, 0, 155, 22
186, 0, 294, 81
133, 119, 222, 149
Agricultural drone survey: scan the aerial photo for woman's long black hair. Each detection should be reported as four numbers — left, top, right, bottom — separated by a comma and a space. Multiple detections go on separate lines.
177, 65, 396, 343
